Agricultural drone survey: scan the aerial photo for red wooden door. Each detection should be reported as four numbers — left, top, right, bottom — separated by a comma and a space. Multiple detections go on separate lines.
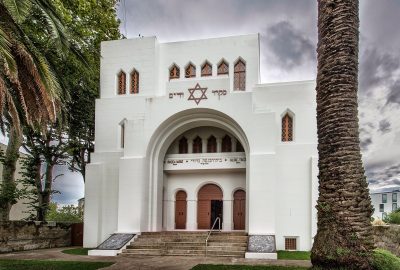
197, 184, 223, 229
233, 190, 246, 230
71, 223, 84, 246
175, 191, 187, 229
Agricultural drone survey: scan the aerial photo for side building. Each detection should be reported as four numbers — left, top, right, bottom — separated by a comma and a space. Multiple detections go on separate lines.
371, 189, 399, 220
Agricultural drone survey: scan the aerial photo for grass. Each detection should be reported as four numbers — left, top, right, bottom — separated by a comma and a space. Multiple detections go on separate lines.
0, 259, 114, 270
61, 248, 92, 255
191, 266, 308, 270
277, 251, 311, 260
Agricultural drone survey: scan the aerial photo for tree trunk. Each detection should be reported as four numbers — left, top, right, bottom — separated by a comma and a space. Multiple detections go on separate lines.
311, 0, 374, 269
0, 126, 22, 221
38, 162, 54, 221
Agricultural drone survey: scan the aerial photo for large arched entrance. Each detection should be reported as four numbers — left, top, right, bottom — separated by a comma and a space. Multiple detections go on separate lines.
198, 184, 223, 229
146, 108, 250, 232
175, 190, 187, 229
233, 189, 246, 230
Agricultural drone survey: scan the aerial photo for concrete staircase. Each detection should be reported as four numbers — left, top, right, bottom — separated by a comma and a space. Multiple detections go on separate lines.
121, 231, 248, 257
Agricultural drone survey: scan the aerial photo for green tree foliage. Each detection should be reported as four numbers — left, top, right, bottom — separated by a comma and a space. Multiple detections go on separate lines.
20, 0, 121, 221
46, 202, 82, 223
384, 209, 400, 225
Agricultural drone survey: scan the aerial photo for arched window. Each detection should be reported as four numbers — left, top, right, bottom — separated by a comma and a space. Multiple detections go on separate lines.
234, 59, 246, 91
130, 70, 139, 94
117, 71, 126, 95
236, 141, 244, 152
207, 135, 217, 153
179, 137, 188, 154
169, 64, 180, 80
217, 60, 229, 75
221, 135, 232, 152
192, 136, 202, 153
185, 63, 196, 78
201, 61, 212, 77
282, 113, 293, 142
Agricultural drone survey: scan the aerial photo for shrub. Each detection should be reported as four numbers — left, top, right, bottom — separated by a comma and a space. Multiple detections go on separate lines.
372, 249, 400, 270
372, 218, 386, 226
384, 209, 400, 224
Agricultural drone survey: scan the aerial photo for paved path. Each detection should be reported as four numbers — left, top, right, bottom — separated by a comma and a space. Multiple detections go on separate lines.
0, 247, 312, 270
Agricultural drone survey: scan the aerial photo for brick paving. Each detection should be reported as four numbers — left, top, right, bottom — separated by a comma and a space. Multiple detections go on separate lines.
0, 247, 312, 269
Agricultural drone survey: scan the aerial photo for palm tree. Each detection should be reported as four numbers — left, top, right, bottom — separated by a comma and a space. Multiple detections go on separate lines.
311, 0, 374, 269
0, 0, 71, 220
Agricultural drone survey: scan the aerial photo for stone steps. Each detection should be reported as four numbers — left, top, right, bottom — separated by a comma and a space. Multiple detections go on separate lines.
120, 231, 248, 258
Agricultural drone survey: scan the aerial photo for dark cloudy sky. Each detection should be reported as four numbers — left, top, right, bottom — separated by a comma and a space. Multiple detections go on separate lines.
52, 0, 400, 205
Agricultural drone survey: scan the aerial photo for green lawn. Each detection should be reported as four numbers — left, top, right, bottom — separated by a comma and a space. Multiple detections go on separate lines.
62, 248, 92, 255
191, 265, 308, 270
277, 251, 311, 260
0, 259, 114, 270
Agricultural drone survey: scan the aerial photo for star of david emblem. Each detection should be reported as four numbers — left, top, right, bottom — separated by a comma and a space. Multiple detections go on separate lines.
188, 83, 208, 105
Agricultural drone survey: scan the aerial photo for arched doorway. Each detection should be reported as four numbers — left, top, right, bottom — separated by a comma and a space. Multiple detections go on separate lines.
175, 191, 187, 229
233, 190, 246, 230
198, 184, 223, 229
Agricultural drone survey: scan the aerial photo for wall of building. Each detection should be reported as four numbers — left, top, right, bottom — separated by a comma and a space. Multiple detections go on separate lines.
164, 171, 245, 231
371, 191, 399, 220
0, 221, 71, 253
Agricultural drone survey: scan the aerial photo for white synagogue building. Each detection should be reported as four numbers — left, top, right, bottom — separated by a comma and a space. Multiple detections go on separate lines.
84, 34, 319, 258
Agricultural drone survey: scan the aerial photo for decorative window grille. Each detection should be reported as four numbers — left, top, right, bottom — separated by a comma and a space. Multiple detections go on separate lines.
236, 141, 244, 152
393, 193, 397, 203
201, 62, 212, 77
169, 64, 180, 80
234, 59, 246, 90
382, 194, 387, 203
282, 113, 293, 142
379, 204, 384, 212
221, 135, 232, 152
117, 71, 126, 95
185, 63, 196, 78
192, 136, 202, 153
217, 60, 229, 75
130, 70, 139, 94
285, 238, 297, 251
179, 137, 188, 154
207, 136, 217, 153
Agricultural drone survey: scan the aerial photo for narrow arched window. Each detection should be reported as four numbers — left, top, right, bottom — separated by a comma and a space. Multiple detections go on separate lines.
217, 60, 229, 75
236, 141, 244, 152
192, 136, 202, 153
221, 135, 232, 152
282, 113, 293, 142
207, 135, 217, 153
117, 71, 126, 95
179, 137, 188, 154
169, 64, 180, 80
234, 59, 246, 91
201, 62, 212, 77
130, 70, 139, 94
185, 63, 196, 78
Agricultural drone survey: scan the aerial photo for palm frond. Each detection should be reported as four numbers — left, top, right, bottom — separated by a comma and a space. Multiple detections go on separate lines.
1, 0, 31, 23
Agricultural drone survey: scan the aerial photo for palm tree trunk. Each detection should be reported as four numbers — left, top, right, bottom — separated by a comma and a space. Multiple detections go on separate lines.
0, 125, 22, 221
311, 0, 374, 269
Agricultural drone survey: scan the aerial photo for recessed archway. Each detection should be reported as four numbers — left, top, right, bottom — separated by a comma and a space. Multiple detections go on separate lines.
146, 108, 250, 231
197, 184, 223, 229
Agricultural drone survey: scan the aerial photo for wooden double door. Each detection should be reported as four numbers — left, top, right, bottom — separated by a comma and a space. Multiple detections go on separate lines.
197, 184, 223, 229
175, 191, 187, 229
233, 189, 246, 230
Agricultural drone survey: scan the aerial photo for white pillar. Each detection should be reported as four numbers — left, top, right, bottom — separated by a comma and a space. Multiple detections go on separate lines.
232, 137, 237, 152
202, 138, 207, 153
188, 139, 193, 153
187, 199, 197, 230
223, 200, 233, 230
217, 138, 222, 153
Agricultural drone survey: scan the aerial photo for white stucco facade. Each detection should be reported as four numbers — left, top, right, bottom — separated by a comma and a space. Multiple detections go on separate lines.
370, 189, 399, 220
84, 34, 319, 253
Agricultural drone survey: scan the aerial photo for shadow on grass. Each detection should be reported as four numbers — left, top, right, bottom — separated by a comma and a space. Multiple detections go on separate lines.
62, 248, 92, 256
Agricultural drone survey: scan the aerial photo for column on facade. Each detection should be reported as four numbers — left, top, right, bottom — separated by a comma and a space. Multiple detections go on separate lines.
217, 137, 222, 153
232, 137, 237, 152
202, 137, 207, 153
223, 199, 233, 230
186, 197, 197, 230
188, 138, 193, 154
